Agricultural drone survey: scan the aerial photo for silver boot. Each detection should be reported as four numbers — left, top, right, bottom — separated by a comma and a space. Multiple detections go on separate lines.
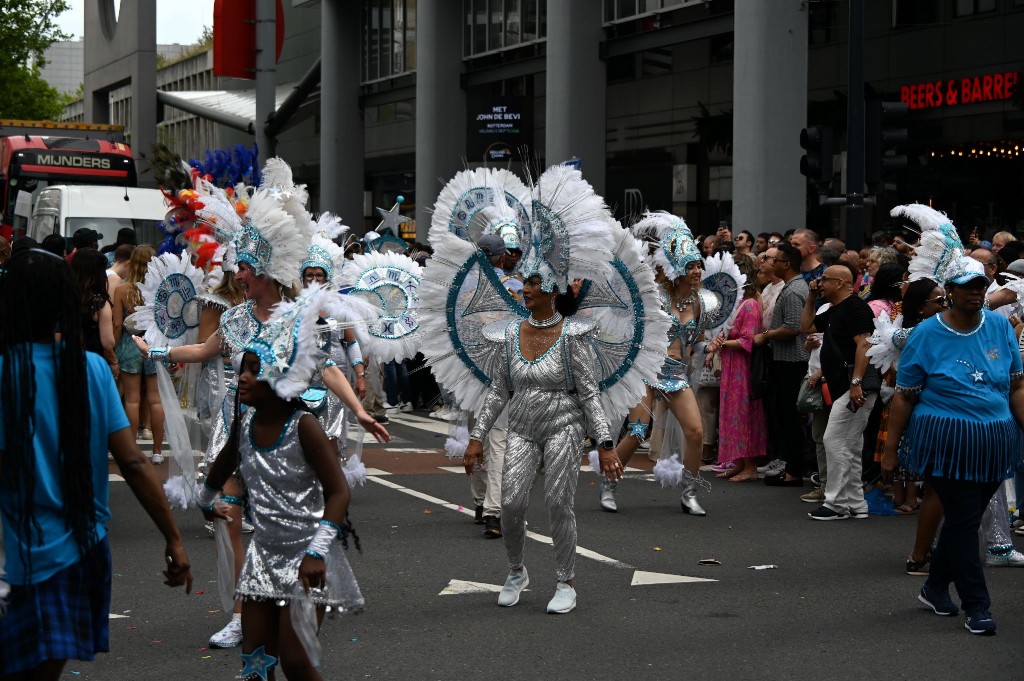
600, 480, 618, 513
680, 470, 706, 516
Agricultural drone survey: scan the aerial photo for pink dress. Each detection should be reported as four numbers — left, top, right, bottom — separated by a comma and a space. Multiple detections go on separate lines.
717, 298, 767, 463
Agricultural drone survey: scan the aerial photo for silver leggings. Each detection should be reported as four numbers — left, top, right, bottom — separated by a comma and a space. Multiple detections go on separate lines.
501, 425, 584, 583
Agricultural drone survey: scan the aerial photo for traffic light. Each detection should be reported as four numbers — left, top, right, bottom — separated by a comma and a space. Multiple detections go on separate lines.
799, 125, 834, 189
866, 100, 908, 188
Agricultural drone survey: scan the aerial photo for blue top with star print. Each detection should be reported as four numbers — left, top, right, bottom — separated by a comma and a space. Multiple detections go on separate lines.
896, 310, 1023, 481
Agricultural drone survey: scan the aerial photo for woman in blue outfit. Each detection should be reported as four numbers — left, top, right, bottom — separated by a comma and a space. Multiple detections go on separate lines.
0, 249, 192, 680
883, 259, 1024, 636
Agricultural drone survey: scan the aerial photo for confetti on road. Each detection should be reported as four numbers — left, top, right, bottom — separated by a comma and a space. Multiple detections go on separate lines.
194, 590, 205, 595
748, 564, 778, 570
653, 547, 662, 551
698, 558, 721, 565
422, 509, 432, 515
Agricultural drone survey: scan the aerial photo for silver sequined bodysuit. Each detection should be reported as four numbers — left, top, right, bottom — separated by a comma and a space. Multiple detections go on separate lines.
235, 410, 364, 611
471, 318, 611, 582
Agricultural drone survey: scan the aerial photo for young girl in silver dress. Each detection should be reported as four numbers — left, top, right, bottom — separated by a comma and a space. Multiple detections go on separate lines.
199, 289, 364, 680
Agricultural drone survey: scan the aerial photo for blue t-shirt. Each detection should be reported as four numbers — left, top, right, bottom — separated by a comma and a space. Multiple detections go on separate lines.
896, 310, 1023, 480
0, 346, 129, 584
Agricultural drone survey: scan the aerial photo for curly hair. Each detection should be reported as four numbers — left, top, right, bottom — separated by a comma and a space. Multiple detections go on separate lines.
0, 249, 95, 579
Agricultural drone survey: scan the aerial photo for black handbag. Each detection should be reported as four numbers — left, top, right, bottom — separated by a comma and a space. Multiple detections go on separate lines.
750, 344, 772, 398
826, 324, 881, 393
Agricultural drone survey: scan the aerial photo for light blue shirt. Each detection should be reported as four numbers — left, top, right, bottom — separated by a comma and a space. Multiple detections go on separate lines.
0, 347, 129, 584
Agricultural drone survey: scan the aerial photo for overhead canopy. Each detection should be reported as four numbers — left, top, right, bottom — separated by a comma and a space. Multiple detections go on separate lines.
157, 80, 320, 135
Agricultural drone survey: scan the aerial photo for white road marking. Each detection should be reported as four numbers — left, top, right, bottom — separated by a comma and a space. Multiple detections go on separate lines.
367, 476, 634, 570
385, 413, 451, 435
109, 613, 130, 619
109, 474, 125, 482
629, 570, 717, 586
438, 579, 527, 596
363, 468, 392, 476
437, 466, 466, 474
578, 465, 644, 473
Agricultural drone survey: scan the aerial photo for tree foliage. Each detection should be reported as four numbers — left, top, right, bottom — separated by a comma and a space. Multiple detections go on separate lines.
0, 0, 72, 119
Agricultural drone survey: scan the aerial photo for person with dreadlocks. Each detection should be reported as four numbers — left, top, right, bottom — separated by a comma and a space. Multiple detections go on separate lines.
0, 248, 193, 680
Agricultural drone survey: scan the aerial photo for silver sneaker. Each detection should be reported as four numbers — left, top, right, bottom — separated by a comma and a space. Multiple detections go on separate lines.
546, 582, 577, 614
599, 480, 618, 513
208, 617, 242, 648
985, 548, 1024, 567
680, 471, 706, 516
757, 458, 786, 475
497, 567, 529, 607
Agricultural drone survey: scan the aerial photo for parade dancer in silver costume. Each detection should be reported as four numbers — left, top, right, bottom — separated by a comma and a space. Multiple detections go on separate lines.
464, 279, 617, 614
606, 213, 718, 516
137, 159, 384, 649
199, 287, 364, 681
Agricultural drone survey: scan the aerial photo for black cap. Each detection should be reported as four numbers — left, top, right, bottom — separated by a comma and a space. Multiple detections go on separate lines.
116, 227, 137, 246
72, 227, 102, 248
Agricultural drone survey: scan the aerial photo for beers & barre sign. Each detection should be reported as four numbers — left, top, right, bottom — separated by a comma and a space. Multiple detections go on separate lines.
900, 70, 1020, 110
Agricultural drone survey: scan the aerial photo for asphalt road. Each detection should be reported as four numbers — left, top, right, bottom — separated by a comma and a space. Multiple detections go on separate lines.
68, 412, 1024, 680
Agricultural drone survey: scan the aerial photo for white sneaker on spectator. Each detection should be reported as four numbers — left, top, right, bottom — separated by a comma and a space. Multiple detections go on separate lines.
986, 548, 1024, 567
139, 428, 153, 441
384, 402, 400, 413
150, 453, 164, 464
400, 402, 414, 413
757, 459, 786, 475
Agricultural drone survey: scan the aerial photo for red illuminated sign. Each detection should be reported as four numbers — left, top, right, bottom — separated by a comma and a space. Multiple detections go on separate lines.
900, 71, 1019, 110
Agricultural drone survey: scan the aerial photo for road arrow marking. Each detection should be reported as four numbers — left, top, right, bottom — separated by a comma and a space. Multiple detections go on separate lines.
368, 476, 634, 569
630, 570, 717, 586
439, 579, 528, 596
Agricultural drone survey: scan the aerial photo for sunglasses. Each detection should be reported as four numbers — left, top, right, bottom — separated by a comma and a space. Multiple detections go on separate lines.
759, 255, 777, 262
926, 296, 948, 307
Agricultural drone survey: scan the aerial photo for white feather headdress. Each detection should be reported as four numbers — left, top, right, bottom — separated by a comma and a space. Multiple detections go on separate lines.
519, 164, 614, 292
339, 250, 423, 362
301, 212, 350, 287
429, 167, 531, 247
893, 203, 985, 286
630, 211, 700, 280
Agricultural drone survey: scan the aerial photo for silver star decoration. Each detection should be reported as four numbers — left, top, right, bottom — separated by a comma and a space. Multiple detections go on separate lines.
375, 196, 412, 236
970, 369, 985, 384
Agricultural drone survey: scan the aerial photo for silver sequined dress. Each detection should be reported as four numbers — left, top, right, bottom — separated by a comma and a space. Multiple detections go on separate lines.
235, 410, 364, 611
471, 318, 611, 582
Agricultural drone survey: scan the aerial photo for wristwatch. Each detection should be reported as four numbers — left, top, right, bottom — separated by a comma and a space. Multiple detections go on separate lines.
599, 439, 615, 450
850, 377, 862, 386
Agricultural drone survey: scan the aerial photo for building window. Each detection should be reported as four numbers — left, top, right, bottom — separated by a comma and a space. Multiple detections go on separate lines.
955, 0, 996, 17
464, 0, 545, 58
892, 0, 938, 28
362, 0, 417, 84
603, 0, 696, 24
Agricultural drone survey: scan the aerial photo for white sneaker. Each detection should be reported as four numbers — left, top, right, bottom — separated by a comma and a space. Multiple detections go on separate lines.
139, 428, 153, 440
439, 407, 457, 422
985, 548, 1024, 567
208, 617, 243, 648
546, 582, 577, 614
150, 453, 165, 464
384, 402, 400, 413
400, 402, 414, 413
756, 458, 786, 475
497, 567, 529, 607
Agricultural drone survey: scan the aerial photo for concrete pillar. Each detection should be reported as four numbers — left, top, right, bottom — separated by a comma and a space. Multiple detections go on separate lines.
255, 0, 277, 158
545, 0, 606, 194
732, 1, 808, 233
320, 1, 364, 226
415, 0, 466, 241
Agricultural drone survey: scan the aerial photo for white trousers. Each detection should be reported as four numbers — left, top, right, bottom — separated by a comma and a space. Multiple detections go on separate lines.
823, 390, 877, 514
470, 426, 507, 518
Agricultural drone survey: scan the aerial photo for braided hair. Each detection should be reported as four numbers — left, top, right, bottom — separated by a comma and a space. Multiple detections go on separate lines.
0, 249, 96, 578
